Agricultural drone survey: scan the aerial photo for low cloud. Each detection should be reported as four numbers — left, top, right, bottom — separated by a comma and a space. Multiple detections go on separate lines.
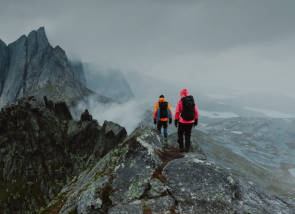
74, 97, 151, 133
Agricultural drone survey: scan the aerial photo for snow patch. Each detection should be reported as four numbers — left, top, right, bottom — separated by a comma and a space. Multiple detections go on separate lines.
137, 136, 154, 156
193, 158, 205, 164
199, 110, 239, 118
231, 131, 243, 135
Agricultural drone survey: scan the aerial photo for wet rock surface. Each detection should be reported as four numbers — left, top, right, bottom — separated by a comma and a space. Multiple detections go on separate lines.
41, 126, 295, 214
0, 97, 127, 214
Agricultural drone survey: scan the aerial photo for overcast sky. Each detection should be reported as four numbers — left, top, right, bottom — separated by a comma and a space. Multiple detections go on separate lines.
0, 0, 294, 96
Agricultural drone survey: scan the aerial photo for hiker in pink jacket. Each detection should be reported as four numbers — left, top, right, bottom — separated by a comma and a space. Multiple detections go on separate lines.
174, 89, 199, 152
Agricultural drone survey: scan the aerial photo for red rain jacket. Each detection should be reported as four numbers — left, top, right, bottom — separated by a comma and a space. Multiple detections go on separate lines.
175, 89, 198, 124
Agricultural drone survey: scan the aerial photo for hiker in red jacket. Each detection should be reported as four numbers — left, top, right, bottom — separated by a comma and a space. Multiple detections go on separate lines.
174, 89, 198, 152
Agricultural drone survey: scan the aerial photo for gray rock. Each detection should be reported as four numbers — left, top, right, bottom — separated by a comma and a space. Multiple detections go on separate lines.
0, 27, 109, 109
109, 196, 174, 214
163, 156, 240, 213
147, 178, 169, 198
77, 176, 109, 214
102, 120, 128, 140
40, 126, 295, 214
144, 196, 175, 213
109, 201, 143, 214
110, 129, 163, 205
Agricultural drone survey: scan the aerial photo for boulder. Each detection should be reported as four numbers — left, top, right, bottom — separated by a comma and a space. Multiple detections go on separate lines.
54, 101, 72, 120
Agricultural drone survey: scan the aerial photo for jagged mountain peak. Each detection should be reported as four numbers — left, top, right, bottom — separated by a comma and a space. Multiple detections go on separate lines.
0, 27, 100, 108
9, 34, 27, 47
36, 26, 47, 36
53, 45, 66, 55
27, 26, 50, 51
6, 27, 50, 56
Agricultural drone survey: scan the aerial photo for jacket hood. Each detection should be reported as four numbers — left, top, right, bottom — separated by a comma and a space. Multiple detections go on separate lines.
180, 89, 189, 98
158, 97, 166, 102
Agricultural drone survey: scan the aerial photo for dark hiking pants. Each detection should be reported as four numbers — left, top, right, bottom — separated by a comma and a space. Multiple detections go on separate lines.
157, 121, 168, 141
178, 122, 193, 152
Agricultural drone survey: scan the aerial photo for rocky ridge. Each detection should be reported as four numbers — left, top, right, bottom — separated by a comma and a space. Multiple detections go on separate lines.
41, 127, 295, 214
0, 96, 127, 214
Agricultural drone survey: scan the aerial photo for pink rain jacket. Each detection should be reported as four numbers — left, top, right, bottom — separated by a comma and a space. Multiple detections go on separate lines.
175, 89, 199, 124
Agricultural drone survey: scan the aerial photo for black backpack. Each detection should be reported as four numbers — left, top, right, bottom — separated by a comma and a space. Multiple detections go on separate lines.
181, 95, 195, 121
159, 102, 168, 118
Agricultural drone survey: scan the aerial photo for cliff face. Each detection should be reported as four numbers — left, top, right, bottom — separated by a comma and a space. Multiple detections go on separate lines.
0, 96, 127, 214
0, 27, 100, 108
40, 127, 295, 214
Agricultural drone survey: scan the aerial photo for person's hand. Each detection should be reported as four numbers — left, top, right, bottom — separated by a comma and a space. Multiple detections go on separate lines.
169, 118, 172, 124
154, 119, 157, 125
175, 119, 178, 127
194, 119, 198, 127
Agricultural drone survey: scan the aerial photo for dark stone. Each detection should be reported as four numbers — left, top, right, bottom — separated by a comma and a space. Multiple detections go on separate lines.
0, 97, 126, 214
54, 102, 72, 120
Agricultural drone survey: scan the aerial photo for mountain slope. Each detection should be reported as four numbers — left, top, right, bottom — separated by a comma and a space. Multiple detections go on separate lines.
167, 117, 295, 198
0, 96, 127, 214
0, 27, 105, 108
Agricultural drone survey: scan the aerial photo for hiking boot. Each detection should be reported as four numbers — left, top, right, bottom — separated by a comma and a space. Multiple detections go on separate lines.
179, 148, 184, 153
184, 147, 190, 153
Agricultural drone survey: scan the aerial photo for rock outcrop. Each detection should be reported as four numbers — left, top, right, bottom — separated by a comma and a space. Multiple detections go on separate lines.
40, 127, 295, 214
0, 97, 127, 214
0, 27, 109, 108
